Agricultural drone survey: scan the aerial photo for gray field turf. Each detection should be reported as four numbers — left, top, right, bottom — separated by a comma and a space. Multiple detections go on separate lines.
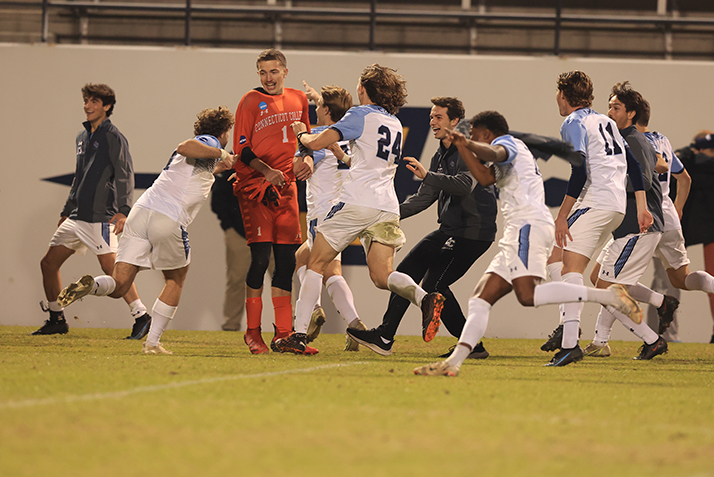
1, 326, 713, 477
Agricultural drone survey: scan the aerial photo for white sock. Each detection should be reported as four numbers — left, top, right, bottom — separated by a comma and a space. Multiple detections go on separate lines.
91, 275, 116, 296
533, 280, 618, 309
610, 308, 659, 345
129, 299, 148, 319
296, 265, 307, 284
627, 282, 664, 307
561, 272, 583, 349
295, 269, 323, 334
48, 301, 64, 313
387, 271, 426, 307
325, 275, 359, 324
547, 262, 565, 325
685, 271, 714, 293
593, 306, 617, 345
146, 299, 177, 347
446, 297, 490, 370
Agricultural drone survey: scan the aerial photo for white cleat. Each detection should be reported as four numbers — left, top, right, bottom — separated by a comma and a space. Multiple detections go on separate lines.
583, 341, 611, 357
143, 342, 173, 355
608, 284, 643, 324
57, 275, 94, 308
413, 361, 459, 377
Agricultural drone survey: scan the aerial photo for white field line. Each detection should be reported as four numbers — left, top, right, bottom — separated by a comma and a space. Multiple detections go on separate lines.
0, 362, 367, 410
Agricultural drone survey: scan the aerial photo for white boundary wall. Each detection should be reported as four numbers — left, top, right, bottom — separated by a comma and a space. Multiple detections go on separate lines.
1, 43, 713, 342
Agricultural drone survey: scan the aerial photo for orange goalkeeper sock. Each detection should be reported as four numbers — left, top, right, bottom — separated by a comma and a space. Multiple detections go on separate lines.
272, 295, 293, 337
246, 297, 262, 330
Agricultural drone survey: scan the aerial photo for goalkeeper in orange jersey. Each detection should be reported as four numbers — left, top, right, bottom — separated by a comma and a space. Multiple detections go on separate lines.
232, 48, 311, 354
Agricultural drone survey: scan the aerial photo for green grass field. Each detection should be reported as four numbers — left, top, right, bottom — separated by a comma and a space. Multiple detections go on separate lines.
1, 326, 713, 477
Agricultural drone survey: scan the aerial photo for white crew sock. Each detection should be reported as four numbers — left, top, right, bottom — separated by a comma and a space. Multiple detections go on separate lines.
91, 275, 116, 296
547, 262, 565, 325
387, 271, 426, 307
294, 269, 323, 334
685, 271, 714, 293
593, 306, 617, 345
325, 275, 359, 324
446, 297, 491, 370
48, 301, 64, 313
610, 307, 659, 345
146, 299, 177, 347
627, 282, 664, 308
128, 299, 148, 318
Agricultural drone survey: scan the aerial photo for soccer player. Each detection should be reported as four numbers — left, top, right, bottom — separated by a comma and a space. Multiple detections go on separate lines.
35, 83, 151, 339
274, 64, 445, 355
413, 111, 644, 377
293, 82, 368, 350
231, 49, 310, 354
347, 97, 497, 357
56, 107, 237, 355
540, 71, 652, 365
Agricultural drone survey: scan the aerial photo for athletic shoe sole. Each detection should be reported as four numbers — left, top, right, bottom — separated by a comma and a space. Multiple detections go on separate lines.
57, 274, 94, 308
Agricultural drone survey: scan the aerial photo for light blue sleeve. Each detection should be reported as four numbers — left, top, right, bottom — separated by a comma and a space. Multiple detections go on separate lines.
330, 106, 368, 141
560, 117, 588, 154
492, 135, 518, 165
195, 134, 221, 149
312, 149, 327, 165
671, 153, 684, 174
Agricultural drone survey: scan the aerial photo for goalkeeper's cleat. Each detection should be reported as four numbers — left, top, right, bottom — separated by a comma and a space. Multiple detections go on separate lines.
657, 295, 679, 334
420, 292, 445, 342
583, 341, 611, 357
244, 328, 269, 354
272, 332, 318, 355
544, 345, 584, 367
57, 275, 94, 308
143, 342, 173, 355
32, 312, 68, 336
633, 336, 668, 360
413, 361, 459, 377
344, 319, 367, 351
346, 327, 393, 356
306, 305, 326, 343
126, 313, 152, 340
608, 284, 643, 324
540, 324, 582, 352
270, 326, 291, 352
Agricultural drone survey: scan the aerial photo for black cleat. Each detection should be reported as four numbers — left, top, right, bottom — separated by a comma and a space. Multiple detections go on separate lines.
633, 336, 668, 360
272, 332, 318, 355
540, 324, 581, 352
346, 327, 393, 356
544, 345, 584, 367
656, 295, 679, 334
126, 313, 152, 340
32, 312, 69, 336
439, 341, 489, 359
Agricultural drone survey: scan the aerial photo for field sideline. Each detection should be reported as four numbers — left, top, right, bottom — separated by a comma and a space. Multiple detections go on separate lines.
1, 326, 713, 477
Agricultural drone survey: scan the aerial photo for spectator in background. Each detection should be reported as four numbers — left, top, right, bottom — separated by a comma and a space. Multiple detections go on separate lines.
678, 131, 714, 343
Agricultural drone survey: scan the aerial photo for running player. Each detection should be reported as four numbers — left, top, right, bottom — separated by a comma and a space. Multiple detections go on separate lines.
232, 49, 310, 354
273, 64, 445, 355
56, 107, 237, 355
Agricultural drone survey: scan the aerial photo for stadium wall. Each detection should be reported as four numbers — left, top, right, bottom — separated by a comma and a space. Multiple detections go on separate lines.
2, 43, 713, 342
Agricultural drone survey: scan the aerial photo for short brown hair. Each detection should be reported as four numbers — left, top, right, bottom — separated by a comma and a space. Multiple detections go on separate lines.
82, 83, 116, 117
360, 64, 407, 115
637, 98, 651, 127
194, 106, 235, 138
430, 97, 465, 121
321, 85, 353, 122
557, 71, 594, 109
256, 48, 287, 69
609, 81, 645, 126
470, 111, 509, 137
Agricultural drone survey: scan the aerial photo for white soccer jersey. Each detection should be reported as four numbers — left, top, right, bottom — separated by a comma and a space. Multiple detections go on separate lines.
645, 131, 684, 232
491, 135, 554, 226
330, 105, 402, 215
134, 135, 220, 227
560, 108, 628, 214
297, 125, 350, 221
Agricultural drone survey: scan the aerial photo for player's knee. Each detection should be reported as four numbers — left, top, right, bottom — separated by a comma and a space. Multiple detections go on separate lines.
271, 265, 293, 292
513, 285, 535, 307
369, 269, 389, 290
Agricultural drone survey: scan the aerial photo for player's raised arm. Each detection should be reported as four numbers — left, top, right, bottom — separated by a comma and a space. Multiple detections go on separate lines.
448, 130, 496, 187
291, 121, 341, 152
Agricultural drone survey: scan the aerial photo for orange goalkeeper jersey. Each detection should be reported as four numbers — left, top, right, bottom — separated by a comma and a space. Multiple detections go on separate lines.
232, 87, 310, 182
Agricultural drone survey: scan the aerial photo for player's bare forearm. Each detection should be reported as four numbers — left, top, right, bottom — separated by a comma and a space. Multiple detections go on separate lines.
249, 158, 285, 186
177, 138, 227, 160
634, 190, 653, 232
673, 169, 691, 219
291, 121, 340, 151
455, 143, 496, 186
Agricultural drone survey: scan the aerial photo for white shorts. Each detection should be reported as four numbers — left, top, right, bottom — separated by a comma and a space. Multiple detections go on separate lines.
562, 208, 624, 259
306, 216, 341, 262
486, 220, 555, 284
317, 202, 406, 255
116, 206, 191, 270
49, 218, 118, 256
654, 229, 690, 270
597, 232, 662, 286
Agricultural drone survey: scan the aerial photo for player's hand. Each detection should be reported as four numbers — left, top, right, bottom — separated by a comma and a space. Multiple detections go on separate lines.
110, 213, 127, 235
227, 172, 236, 182
554, 216, 572, 248
448, 129, 468, 147
638, 208, 654, 233
404, 156, 427, 179
326, 143, 345, 161
214, 153, 237, 173
294, 156, 314, 181
264, 167, 286, 188
57, 216, 68, 227
291, 121, 308, 136
303, 81, 322, 105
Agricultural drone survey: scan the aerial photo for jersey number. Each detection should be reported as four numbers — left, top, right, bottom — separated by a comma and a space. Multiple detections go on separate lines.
281, 126, 289, 144
376, 125, 402, 164
598, 122, 623, 156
